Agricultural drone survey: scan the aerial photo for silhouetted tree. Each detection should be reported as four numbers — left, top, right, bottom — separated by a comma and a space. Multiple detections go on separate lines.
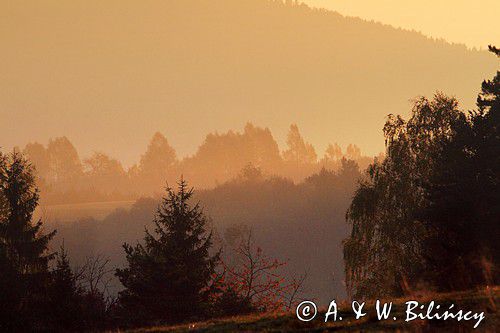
419, 46, 500, 289
84, 152, 126, 194
217, 228, 306, 313
0, 151, 56, 330
487, 45, 500, 57
344, 94, 463, 298
283, 124, 317, 165
116, 179, 219, 326
345, 49, 500, 296
23, 142, 50, 183
46, 245, 85, 331
78, 254, 115, 330
325, 143, 342, 161
139, 132, 177, 185
346, 144, 361, 160
46, 136, 83, 186
182, 123, 282, 187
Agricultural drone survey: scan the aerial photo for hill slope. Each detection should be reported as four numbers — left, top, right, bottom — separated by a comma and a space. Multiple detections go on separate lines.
2, 0, 497, 162
129, 287, 499, 332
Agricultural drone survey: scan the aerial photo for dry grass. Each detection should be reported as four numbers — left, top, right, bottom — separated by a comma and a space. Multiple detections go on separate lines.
123, 286, 499, 332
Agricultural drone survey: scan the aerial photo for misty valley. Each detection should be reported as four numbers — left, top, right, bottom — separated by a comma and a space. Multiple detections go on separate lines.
1, 0, 498, 331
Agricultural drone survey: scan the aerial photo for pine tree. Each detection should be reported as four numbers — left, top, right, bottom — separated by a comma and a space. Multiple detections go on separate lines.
421, 46, 499, 289
47, 245, 85, 331
116, 179, 219, 326
0, 151, 56, 330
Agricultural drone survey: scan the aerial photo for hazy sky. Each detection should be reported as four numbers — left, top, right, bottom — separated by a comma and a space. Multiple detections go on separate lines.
303, 0, 500, 49
1, 0, 497, 166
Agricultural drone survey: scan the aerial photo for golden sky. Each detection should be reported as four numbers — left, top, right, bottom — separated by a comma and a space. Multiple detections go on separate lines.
1, 0, 497, 164
303, 0, 500, 49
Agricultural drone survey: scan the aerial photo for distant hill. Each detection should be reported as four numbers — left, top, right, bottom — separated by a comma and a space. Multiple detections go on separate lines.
2, 0, 497, 163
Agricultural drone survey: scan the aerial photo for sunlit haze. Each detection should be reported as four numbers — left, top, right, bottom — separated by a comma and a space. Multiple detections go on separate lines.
1, 0, 497, 166
303, 0, 500, 49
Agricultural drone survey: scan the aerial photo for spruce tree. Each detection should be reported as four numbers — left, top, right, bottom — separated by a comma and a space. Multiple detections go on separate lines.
116, 179, 219, 325
0, 151, 56, 330
47, 245, 85, 331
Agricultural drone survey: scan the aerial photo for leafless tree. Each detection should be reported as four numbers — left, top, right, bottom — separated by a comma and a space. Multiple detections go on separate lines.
222, 229, 307, 311
75, 254, 116, 307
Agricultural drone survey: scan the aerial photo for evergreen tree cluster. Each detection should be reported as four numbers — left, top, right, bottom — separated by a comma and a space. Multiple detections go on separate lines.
0, 151, 296, 330
0, 153, 111, 331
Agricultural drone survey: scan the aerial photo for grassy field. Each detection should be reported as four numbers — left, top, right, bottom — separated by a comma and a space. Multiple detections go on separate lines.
127, 287, 498, 332
35, 200, 135, 223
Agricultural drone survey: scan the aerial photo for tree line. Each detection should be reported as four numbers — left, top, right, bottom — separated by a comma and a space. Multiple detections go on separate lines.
18, 123, 373, 204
